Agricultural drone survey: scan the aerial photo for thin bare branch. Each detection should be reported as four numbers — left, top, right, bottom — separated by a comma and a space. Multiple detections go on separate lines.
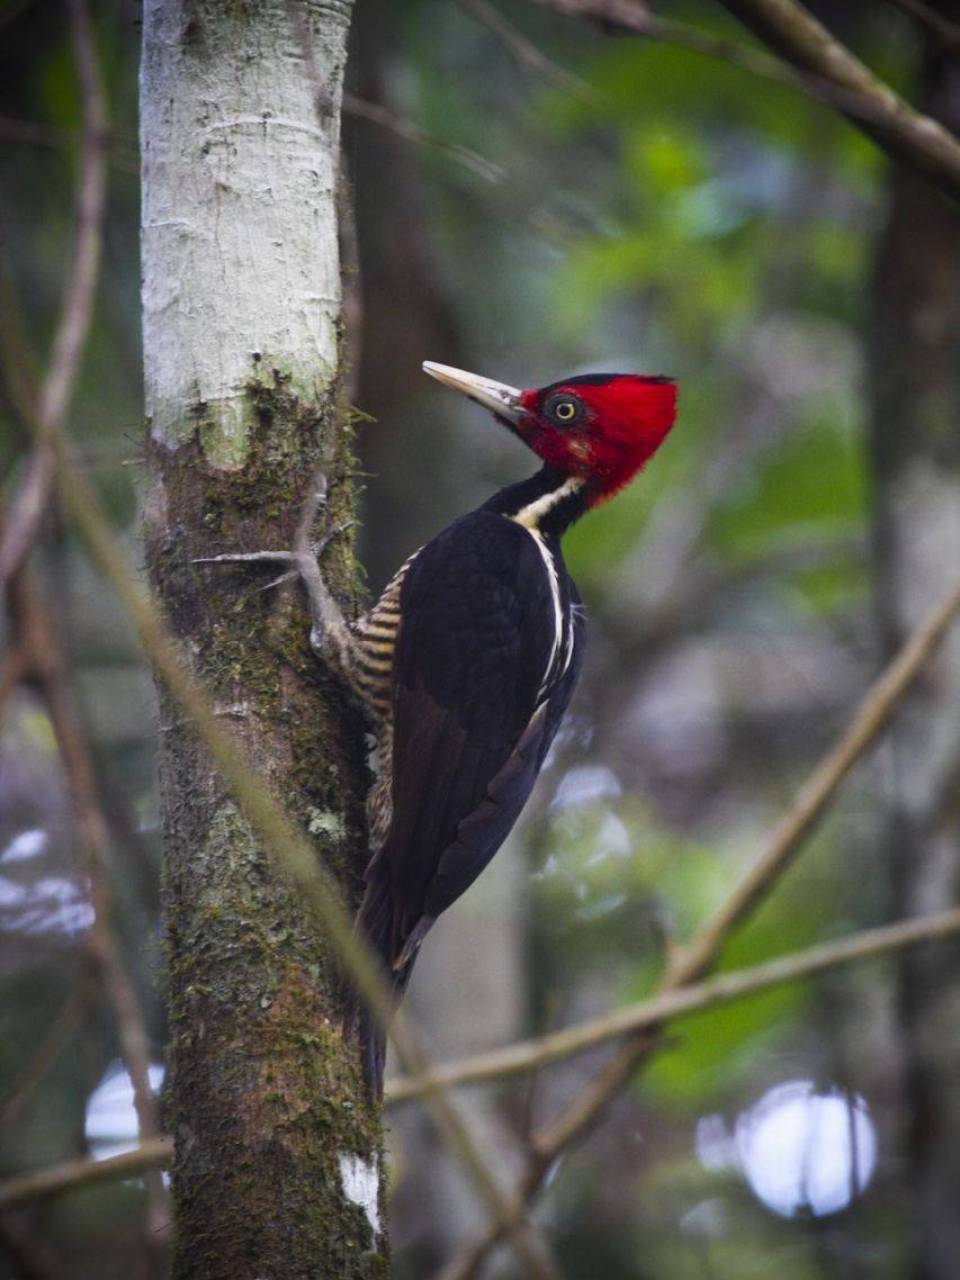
0, 1139, 174, 1212
388, 906, 960, 1101
439, 571, 960, 1279
10, 907, 960, 1214
0, 0, 107, 584
2, 496, 159, 1197
0, 23, 159, 1242
342, 92, 506, 183
532, 0, 810, 93
667, 573, 960, 985
0, 968, 95, 1127
460, 0, 597, 98
533, 0, 960, 204
37, 0, 106, 432
882, 0, 960, 51
715, 0, 960, 199
0, 450, 56, 583
4, 571, 170, 1255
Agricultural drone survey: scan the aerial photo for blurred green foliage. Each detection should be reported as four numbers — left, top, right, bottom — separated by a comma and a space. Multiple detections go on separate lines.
0, 0, 940, 1276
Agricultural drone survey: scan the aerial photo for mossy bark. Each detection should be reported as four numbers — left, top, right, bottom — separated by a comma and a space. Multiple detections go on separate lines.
140, 3, 385, 1276
145, 374, 386, 1279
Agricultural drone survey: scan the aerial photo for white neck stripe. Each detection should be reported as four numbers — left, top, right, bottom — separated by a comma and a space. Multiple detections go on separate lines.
512, 476, 584, 530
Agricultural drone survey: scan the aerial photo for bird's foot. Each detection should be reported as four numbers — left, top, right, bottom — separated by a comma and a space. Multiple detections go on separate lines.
193, 522, 353, 578
194, 474, 357, 676
192, 548, 301, 595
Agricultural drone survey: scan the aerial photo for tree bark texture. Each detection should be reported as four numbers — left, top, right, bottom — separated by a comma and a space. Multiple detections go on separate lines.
139, 4, 388, 1277
868, 10, 960, 1276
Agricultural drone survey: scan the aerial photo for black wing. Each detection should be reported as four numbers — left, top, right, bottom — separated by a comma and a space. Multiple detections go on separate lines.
366, 510, 583, 970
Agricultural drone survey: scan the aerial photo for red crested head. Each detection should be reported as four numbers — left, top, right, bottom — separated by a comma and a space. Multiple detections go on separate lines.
516, 373, 677, 503
423, 363, 677, 506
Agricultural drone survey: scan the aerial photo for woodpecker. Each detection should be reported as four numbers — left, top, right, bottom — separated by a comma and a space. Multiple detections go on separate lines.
201, 362, 677, 1096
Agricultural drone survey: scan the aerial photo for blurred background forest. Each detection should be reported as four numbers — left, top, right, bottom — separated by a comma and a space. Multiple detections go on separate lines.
2, 0, 960, 1277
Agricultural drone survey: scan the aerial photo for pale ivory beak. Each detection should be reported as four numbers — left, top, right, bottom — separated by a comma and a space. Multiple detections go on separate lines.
422, 361, 524, 425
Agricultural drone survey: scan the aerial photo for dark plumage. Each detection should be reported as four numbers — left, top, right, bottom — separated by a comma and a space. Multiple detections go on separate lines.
355, 510, 584, 1091
348, 361, 678, 1096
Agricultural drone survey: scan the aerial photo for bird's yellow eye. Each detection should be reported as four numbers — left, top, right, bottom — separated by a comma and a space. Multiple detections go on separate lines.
543, 391, 584, 426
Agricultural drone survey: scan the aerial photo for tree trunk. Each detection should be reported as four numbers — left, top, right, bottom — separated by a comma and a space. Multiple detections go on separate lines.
868, 10, 960, 1276
139, 3, 387, 1277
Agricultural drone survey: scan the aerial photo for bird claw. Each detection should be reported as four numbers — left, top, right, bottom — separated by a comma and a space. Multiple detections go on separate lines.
253, 568, 301, 594
192, 550, 297, 567
192, 511, 354, 580
314, 519, 355, 557
193, 476, 357, 679
190, 553, 300, 605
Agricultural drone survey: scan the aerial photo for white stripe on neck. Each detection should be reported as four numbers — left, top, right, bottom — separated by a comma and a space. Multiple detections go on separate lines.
508, 476, 582, 699
512, 476, 584, 531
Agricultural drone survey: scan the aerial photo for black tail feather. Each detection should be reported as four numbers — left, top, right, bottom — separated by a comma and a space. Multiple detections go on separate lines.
351, 873, 414, 1100
357, 1002, 389, 1104
356, 965, 415, 1101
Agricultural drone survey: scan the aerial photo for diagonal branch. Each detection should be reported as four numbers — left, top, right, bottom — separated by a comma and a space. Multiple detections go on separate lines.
0, 0, 107, 584
386, 906, 960, 1101
342, 92, 506, 183
459, 0, 597, 99
9, 906, 960, 1213
714, 0, 960, 200
533, 0, 960, 204
3, 569, 169, 1260
438, 570, 960, 1280
532, 0, 827, 94
0, 1139, 174, 1213
666, 572, 960, 986
0, 967, 95, 1128
884, 0, 960, 50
